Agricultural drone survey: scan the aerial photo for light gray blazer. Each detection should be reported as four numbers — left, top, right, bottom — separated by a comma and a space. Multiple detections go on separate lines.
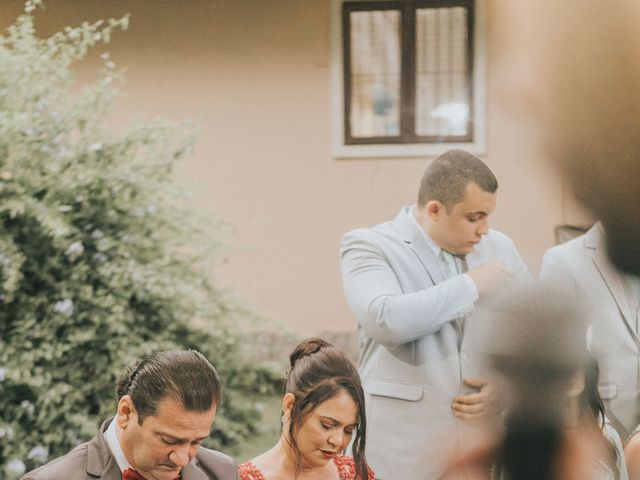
340, 206, 530, 480
541, 223, 640, 440
21, 418, 239, 480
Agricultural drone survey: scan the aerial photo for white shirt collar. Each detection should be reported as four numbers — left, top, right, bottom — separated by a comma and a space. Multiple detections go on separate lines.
104, 416, 131, 473
410, 206, 444, 256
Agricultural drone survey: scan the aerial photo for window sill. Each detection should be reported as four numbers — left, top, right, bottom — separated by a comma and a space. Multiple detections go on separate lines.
332, 139, 486, 159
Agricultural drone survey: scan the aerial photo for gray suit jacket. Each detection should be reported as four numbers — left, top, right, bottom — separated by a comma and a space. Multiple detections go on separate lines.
21, 418, 239, 480
541, 223, 640, 439
340, 206, 531, 480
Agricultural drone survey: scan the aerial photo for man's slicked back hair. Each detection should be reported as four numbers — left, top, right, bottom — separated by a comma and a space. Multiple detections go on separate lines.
116, 350, 221, 424
417, 149, 498, 209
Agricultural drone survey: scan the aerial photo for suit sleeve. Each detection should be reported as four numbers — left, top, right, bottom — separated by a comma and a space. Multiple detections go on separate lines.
340, 229, 476, 347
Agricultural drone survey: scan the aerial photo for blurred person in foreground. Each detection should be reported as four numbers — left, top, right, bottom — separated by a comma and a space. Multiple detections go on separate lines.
21, 350, 238, 480
465, 2, 640, 479
238, 338, 375, 480
340, 149, 531, 479
555, 358, 626, 480
494, 1, 640, 275
443, 286, 627, 480
623, 426, 640, 479
540, 222, 640, 441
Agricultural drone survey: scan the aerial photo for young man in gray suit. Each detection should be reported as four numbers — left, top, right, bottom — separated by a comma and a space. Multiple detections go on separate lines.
22, 350, 239, 480
340, 149, 531, 479
541, 222, 640, 441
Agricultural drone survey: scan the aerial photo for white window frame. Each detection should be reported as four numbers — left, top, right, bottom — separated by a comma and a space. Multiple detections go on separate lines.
330, 0, 486, 158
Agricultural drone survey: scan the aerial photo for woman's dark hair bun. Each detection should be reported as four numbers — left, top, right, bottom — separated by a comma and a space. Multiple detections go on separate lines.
289, 337, 332, 368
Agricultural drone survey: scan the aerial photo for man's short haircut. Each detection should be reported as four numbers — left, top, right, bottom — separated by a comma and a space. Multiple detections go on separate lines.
116, 350, 221, 423
417, 149, 498, 209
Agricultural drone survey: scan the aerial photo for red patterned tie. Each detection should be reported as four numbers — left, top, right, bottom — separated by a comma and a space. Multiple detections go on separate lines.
122, 468, 147, 480
121, 467, 180, 480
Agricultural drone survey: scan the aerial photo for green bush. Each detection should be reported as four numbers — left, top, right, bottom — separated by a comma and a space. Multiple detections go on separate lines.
0, 2, 281, 478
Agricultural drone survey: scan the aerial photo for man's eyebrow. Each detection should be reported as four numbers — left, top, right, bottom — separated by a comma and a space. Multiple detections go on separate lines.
466, 210, 488, 216
156, 431, 209, 442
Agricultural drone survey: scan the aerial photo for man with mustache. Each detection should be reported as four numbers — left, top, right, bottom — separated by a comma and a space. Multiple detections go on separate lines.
21, 350, 238, 480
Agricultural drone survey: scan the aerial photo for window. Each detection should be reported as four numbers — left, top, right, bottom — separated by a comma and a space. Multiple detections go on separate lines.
331, 0, 486, 158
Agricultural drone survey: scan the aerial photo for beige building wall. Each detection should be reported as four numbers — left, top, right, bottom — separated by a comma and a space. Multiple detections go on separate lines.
0, 1, 591, 335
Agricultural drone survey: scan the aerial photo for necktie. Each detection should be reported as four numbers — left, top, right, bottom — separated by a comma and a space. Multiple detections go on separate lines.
122, 468, 147, 480
122, 468, 181, 480
440, 250, 459, 278
122, 469, 180, 480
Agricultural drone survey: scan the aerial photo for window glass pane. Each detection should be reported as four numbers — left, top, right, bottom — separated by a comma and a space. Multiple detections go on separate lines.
349, 10, 401, 138
415, 6, 469, 137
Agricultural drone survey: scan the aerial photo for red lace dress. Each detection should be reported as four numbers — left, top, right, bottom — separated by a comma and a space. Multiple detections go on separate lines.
238, 455, 376, 480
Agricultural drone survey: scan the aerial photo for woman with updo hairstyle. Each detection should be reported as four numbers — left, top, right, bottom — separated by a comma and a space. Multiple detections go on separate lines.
239, 338, 375, 480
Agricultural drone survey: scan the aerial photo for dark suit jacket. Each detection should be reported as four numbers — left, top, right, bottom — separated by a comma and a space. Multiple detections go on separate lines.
21, 418, 239, 480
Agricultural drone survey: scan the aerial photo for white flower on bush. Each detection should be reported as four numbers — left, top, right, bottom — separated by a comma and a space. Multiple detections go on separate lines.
6, 458, 26, 477
53, 299, 74, 316
89, 142, 103, 152
27, 446, 48, 463
65, 241, 84, 258
91, 229, 104, 240
0, 367, 5, 381
93, 253, 108, 264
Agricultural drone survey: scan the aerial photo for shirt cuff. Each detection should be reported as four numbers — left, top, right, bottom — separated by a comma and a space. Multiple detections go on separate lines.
462, 273, 479, 302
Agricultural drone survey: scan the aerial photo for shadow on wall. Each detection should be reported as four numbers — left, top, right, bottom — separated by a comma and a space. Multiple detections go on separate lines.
554, 224, 591, 245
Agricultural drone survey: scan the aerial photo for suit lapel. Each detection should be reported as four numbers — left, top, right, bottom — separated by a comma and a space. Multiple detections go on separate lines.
85, 418, 122, 480
393, 207, 446, 285
588, 225, 640, 343
181, 460, 208, 480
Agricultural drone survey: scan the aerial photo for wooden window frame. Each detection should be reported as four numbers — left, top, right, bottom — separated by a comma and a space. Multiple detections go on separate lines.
331, 0, 486, 158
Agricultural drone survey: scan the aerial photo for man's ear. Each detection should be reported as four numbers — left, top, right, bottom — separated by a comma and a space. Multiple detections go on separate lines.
426, 200, 444, 221
117, 395, 136, 429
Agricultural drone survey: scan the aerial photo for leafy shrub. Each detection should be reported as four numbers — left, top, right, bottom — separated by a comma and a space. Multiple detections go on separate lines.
0, 2, 281, 478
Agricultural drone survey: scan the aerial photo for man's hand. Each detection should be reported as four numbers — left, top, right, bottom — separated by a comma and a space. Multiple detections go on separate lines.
451, 377, 497, 423
466, 261, 515, 297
